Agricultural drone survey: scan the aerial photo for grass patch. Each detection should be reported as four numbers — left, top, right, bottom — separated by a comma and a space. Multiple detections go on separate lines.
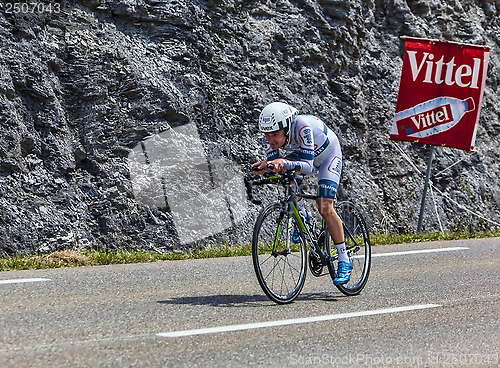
0, 250, 92, 271
86, 248, 166, 265
0, 231, 498, 271
371, 230, 500, 245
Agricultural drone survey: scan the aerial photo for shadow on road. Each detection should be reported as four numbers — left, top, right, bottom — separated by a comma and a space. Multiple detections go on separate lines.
157, 292, 340, 307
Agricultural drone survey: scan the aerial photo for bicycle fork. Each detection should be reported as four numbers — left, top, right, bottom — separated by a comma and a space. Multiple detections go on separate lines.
275, 201, 297, 256
270, 202, 294, 257
284, 202, 295, 255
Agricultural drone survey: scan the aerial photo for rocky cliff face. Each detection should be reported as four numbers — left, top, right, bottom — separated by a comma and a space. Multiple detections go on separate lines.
1, 0, 499, 255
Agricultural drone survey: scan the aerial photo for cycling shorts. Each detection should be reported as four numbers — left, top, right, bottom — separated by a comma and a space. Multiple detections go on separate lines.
317, 156, 342, 199
315, 131, 342, 199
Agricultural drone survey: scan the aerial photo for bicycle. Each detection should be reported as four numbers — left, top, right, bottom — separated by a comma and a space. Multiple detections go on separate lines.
244, 164, 371, 304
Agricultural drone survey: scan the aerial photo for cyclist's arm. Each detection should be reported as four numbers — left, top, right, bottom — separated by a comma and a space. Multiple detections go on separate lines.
261, 148, 315, 174
283, 125, 315, 174
283, 152, 314, 174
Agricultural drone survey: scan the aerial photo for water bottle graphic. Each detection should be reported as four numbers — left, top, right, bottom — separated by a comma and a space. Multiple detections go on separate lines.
392, 96, 475, 139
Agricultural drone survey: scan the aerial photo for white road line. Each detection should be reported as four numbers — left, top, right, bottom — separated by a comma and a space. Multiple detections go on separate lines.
0, 278, 51, 285
157, 304, 441, 338
372, 247, 469, 258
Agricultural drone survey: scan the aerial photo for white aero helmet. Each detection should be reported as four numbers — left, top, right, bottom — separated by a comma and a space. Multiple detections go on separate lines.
258, 102, 298, 133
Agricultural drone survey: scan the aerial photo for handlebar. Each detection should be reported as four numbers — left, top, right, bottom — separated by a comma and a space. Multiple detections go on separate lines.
244, 173, 280, 205
244, 164, 317, 205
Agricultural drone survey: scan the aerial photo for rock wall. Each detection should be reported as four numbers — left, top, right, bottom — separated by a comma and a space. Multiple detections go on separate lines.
0, 0, 499, 255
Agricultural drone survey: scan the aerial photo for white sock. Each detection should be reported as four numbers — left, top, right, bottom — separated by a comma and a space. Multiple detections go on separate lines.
335, 242, 350, 263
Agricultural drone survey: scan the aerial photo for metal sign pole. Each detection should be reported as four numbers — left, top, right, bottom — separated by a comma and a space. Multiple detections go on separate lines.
417, 145, 436, 233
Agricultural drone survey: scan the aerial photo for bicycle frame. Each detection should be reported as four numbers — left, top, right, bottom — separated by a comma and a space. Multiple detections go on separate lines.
245, 172, 368, 258
268, 174, 332, 268
245, 170, 363, 263
247, 167, 372, 302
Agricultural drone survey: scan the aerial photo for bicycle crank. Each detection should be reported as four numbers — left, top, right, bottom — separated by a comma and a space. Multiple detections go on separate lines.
308, 251, 323, 277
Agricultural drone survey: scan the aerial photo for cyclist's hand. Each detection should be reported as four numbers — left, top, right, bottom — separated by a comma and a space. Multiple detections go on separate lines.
268, 159, 285, 173
251, 161, 268, 175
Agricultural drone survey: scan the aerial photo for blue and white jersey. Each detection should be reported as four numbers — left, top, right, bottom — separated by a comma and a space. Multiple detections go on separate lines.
266, 115, 341, 174
265, 114, 343, 199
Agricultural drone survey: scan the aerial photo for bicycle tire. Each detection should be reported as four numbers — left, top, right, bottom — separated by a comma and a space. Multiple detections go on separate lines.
327, 201, 371, 296
252, 202, 307, 304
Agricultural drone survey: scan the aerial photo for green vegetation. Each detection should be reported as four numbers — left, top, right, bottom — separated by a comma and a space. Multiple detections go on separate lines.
370, 230, 500, 245
0, 244, 253, 271
1, 230, 499, 272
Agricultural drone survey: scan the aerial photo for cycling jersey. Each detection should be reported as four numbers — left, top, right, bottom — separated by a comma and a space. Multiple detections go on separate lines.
265, 115, 342, 199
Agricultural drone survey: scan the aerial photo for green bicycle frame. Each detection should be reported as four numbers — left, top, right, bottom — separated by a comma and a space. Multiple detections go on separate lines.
271, 201, 307, 253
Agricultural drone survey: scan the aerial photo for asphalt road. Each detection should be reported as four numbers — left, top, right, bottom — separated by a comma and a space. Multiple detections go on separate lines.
0, 237, 498, 367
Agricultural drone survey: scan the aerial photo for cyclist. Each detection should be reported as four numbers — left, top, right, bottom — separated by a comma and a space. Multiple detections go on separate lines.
251, 102, 352, 285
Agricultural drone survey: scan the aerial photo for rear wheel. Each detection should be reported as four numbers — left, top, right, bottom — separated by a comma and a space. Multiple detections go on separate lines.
252, 202, 307, 304
327, 201, 371, 296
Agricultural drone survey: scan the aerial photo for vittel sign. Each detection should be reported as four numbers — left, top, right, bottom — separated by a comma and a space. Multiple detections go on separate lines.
407, 51, 482, 89
390, 37, 490, 151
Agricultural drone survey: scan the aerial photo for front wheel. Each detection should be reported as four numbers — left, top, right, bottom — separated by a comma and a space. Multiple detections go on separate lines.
252, 202, 307, 304
327, 201, 371, 296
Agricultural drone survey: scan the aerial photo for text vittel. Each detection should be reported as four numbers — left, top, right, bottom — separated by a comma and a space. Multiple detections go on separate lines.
407, 51, 482, 89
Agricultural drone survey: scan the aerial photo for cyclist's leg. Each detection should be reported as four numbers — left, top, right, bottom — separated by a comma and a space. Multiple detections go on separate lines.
316, 195, 349, 265
316, 155, 352, 284
316, 155, 343, 245
316, 197, 343, 244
